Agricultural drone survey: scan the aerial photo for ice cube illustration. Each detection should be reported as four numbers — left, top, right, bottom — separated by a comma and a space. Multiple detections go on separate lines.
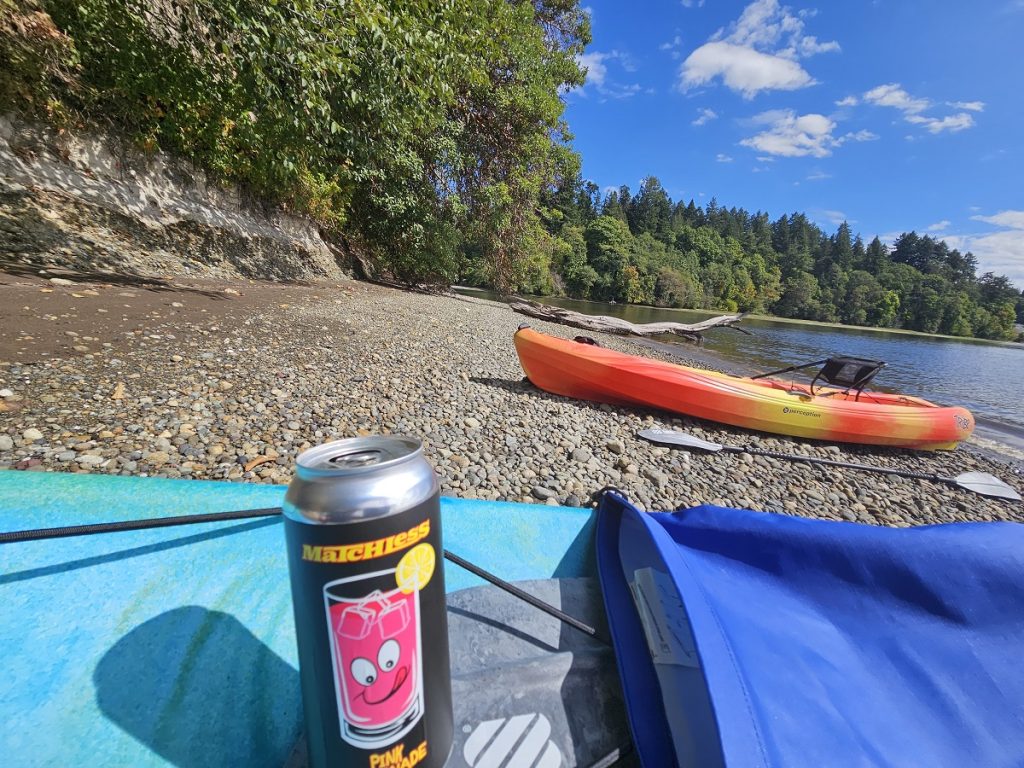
337, 604, 375, 640
378, 598, 410, 639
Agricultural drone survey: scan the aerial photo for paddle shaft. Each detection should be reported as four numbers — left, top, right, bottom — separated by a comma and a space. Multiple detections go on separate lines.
722, 445, 953, 486
0, 506, 283, 543
0, 505, 603, 640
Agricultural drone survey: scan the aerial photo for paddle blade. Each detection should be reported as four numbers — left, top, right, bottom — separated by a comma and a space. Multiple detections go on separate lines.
953, 472, 1022, 501
637, 429, 724, 452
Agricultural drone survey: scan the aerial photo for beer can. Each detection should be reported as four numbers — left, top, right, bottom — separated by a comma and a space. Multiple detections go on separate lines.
284, 436, 453, 768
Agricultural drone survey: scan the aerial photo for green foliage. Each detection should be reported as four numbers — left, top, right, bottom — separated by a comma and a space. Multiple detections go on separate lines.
533, 172, 1022, 341
5, 0, 589, 287
0, 0, 78, 114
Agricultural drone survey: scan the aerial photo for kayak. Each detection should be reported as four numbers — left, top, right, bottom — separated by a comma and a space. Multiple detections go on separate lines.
0, 471, 625, 767
514, 327, 975, 450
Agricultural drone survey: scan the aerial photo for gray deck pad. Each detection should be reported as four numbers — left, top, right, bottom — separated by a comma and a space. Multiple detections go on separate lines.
286, 578, 633, 767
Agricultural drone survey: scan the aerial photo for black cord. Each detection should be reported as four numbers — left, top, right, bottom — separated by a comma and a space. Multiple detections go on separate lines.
1, 505, 605, 643
0, 507, 283, 543
443, 549, 604, 643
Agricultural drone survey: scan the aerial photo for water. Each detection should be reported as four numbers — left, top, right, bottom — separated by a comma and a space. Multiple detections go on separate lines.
462, 289, 1024, 435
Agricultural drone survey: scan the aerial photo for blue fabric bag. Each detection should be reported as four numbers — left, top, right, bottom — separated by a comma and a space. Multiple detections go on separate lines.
595, 491, 1024, 768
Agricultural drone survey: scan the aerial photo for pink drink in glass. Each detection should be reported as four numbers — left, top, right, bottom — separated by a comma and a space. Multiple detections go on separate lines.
325, 574, 422, 748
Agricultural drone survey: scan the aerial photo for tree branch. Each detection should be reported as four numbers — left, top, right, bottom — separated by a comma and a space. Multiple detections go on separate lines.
510, 299, 749, 344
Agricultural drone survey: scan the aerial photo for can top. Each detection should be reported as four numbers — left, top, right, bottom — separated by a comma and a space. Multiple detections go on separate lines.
297, 435, 423, 475
285, 436, 437, 524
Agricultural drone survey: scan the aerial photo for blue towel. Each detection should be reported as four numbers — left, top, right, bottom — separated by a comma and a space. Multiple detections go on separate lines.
595, 492, 1024, 768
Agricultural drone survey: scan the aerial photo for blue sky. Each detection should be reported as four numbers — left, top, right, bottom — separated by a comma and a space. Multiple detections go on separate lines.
564, 0, 1024, 287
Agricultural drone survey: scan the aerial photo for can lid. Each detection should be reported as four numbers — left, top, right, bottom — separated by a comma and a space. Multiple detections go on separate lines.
296, 435, 422, 475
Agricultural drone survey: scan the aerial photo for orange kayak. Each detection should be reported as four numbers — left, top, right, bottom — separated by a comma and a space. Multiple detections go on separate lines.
514, 327, 975, 450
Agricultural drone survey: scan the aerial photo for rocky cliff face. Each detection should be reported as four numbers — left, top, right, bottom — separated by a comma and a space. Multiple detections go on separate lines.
0, 114, 348, 281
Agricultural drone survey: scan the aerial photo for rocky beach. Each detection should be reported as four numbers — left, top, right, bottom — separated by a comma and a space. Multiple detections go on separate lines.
1, 270, 1021, 525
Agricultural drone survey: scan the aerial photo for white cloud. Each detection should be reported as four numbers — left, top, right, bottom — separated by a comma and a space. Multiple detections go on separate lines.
820, 210, 850, 225
681, 0, 706, 7
863, 83, 929, 113
948, 100, 985, 111
906, 112, 975, 133
941, 211, 1024, 288
806, 170, 832, 181
972, 210, 1024, 229
756, 155, 776, 162
682, 42, 815, 98
578, 52, 609, 87
575, 51, 643, 99
835, 129, 878, 144
679, 0, 838, 97
716, 153, 734, 162
926, 220, 951, 232
661, 35, 685, 60
863, 83, 980, 136
692, 107, 718, 126
835, 95, 858, 107
789, 35, 840, 57
739, 110, 837, 157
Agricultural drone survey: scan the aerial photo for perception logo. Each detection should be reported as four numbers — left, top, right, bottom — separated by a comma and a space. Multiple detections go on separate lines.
783, 406, 821, 418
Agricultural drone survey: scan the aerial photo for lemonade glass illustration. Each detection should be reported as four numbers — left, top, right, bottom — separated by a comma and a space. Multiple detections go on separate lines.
323, 545, 435, 748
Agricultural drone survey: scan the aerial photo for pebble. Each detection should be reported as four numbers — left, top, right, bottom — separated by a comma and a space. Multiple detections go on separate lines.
1, 283, 1017, 527
571, 447, 592, 463
531, 485, 557, 500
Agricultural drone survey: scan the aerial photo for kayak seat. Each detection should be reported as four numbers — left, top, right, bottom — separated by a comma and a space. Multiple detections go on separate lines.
810, 356, 885, 398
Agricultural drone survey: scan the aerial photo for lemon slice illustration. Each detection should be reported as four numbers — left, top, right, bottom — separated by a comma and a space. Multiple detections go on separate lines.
396, 543, 435, 594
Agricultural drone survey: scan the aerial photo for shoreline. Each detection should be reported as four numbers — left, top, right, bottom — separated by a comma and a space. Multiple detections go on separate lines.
459, 288, 1024, 349
2, 275, 1021, 525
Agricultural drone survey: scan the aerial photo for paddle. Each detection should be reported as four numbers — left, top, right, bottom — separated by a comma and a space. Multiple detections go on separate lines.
638, 428, 1022, 501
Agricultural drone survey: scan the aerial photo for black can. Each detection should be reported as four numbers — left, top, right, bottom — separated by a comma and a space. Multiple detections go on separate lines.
284, 436, 452, 768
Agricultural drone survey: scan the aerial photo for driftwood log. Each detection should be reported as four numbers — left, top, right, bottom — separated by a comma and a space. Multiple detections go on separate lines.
510, 298, 748, 344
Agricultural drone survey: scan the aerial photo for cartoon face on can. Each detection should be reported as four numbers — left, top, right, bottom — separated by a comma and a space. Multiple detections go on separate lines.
324, 571, 424, 748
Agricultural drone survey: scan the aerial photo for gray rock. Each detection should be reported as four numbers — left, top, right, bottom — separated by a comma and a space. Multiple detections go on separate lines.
605, 439, 624, 455
531, 485, 557, 500
571, 447, 592, 463
0, 435, 13, 452
642, 467, 668, 488
23, 428, 44, 441
77, 454, 105, 466
464, 417, 481, 429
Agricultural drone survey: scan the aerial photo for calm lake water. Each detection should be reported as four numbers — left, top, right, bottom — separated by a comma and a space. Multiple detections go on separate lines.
463, 290, 1024, 436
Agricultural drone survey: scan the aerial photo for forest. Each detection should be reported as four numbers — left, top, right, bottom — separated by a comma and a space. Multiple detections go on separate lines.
499, 175, 1024, 340
2, 0, 1022, 340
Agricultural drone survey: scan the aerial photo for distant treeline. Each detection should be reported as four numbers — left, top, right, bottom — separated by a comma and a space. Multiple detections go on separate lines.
469, 175, 1023, 341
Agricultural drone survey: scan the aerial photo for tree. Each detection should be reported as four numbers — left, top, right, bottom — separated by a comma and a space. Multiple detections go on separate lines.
628, 176, 672, 241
